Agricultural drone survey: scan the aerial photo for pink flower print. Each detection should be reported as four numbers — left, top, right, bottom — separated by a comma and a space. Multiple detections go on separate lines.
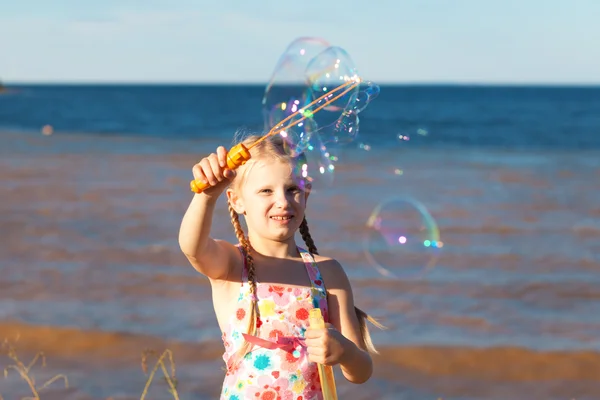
225, 358, 241, 376
262, 319, 291, 342
246, 374, 292, 400
257, 284, 294, 306
292, 286, 304, 297
303, 386, 323, 400
288, 301, 311, 327
280, 347, 304, 372
317, 298, 329, 322
236, 308, 246, 321
221, 331, 231, 351
233, 296, 252, 325
301, 365, 321, 392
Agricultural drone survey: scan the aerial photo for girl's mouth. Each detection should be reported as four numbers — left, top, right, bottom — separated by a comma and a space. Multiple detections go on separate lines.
270, 215, 293, 221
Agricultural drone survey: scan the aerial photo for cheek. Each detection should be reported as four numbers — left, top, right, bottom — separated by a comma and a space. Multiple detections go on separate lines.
294, 193, 306, 206
247, 200, 269, 218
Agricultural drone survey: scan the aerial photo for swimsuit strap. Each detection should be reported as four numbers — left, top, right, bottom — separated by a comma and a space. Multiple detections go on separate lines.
297, 247, 329, 316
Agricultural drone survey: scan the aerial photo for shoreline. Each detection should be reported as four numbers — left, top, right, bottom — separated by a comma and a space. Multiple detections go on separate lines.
2, 320, 599, 399
3, 129, 600, 156
2, 319, 599, 379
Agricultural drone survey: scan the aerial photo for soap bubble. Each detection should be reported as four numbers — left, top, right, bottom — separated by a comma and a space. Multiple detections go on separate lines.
364, 197, 443, 280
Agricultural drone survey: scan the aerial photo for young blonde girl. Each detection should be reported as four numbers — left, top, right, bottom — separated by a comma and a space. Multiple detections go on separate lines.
179, 134, 381, 400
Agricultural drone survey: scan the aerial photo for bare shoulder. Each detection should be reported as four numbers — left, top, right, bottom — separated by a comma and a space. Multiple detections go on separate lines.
311, 254, 351, 291
201, 238, 243, 283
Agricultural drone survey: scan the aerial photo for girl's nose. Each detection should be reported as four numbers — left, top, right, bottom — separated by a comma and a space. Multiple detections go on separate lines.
274, 192, 290, 207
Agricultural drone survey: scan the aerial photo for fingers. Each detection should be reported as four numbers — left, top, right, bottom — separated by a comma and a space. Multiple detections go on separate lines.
304, 327, 325, 339
207, 154, 224, 185
306, 345, 333, 365
305, 327, 344, 365
304, 330, 328, 362
307, 348, 324, 364
216, 146, 227, 168
305, 335, 327, 351
193, 147, 233, 187
192, 163, 207, 184
305, 335, 325, 363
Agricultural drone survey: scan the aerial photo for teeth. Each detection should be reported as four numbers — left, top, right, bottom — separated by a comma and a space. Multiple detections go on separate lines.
271, 216, 292, 220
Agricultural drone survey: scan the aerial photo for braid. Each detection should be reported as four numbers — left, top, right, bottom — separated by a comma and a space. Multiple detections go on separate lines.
299, 217, 319, 254
227, 202, 259, 366
300, 215, 384, 354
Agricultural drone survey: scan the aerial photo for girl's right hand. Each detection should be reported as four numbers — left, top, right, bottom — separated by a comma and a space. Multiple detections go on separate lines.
192, 146, 237, 197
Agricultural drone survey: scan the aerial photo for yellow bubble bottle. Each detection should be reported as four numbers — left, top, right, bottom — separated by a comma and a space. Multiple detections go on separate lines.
309, 308, 338, 400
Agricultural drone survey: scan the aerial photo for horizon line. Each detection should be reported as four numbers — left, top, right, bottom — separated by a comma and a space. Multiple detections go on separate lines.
2, 80, 600, 88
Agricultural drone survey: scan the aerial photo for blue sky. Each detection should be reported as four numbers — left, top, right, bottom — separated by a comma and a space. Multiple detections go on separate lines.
1, 0, 598, 84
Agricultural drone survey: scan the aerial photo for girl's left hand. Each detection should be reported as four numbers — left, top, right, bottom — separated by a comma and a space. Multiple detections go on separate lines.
304, 323, 348, 366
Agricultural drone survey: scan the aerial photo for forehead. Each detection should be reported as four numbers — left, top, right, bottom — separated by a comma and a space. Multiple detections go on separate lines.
244, 158, 297, 185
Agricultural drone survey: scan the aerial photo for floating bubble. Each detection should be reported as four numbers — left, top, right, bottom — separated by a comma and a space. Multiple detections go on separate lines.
305, 46, 379, 143
349, 84, 380, 114
292, 132, 335, 193
305, 46, 360, 125
263, 37, 332, 156
329, 111, 359, 144
327, 79, 379, 143
364, 197, 442, 280
262, 38, 378, 191
277, 107, 317, 157
263, 38, 379, 155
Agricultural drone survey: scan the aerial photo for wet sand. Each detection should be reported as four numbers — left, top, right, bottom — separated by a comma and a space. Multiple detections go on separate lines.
2, 321, 600, 399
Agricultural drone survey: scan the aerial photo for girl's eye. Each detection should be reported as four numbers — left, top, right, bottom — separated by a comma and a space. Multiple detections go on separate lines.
260, 189, 272, 194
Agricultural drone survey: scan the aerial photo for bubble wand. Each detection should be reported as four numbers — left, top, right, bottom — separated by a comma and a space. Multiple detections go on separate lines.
189, 78, 361, 193
309, 308, 338, 400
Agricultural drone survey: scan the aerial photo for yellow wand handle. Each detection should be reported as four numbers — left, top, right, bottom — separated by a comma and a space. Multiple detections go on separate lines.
189, 143, 252, 193
309, 308, 338, 400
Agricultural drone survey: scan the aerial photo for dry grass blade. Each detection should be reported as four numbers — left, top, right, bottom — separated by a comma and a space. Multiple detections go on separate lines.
140, 348, 180, 400
1, 339, 69, 400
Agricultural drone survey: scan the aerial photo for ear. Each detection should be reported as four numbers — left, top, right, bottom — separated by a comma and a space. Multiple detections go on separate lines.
226, 188, 245, 214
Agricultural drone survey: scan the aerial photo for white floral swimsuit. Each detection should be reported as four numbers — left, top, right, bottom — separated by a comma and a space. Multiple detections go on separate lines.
219, 246, 329, 400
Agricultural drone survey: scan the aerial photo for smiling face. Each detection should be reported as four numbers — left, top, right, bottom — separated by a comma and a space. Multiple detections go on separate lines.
228, 157, 309, 245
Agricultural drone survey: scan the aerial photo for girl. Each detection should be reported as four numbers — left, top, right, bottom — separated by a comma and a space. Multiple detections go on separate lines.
179, 134, 381, 399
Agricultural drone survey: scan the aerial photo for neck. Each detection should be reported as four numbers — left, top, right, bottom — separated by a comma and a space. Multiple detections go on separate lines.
247, 233, 299, 259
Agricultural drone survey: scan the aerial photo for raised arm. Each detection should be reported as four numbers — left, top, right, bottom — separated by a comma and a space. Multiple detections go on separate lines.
178, 146, 238, 281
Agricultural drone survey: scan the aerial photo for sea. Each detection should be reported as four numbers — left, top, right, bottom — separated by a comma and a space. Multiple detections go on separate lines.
0, 84, 599, 399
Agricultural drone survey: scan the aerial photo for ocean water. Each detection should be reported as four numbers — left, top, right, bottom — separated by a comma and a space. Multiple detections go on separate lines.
2, 84, 600, 149
1, 84, 599, 399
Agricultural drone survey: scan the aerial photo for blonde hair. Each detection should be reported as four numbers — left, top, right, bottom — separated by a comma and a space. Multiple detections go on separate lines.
227, 134, 383, 368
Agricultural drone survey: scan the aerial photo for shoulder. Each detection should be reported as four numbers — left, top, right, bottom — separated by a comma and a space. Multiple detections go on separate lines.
208, 239, 244, 285
311, 254, 351, 291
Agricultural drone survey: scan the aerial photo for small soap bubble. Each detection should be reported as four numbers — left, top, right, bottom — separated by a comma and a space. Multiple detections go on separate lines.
364, 197, 442, 280
292, 133, 335, 193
